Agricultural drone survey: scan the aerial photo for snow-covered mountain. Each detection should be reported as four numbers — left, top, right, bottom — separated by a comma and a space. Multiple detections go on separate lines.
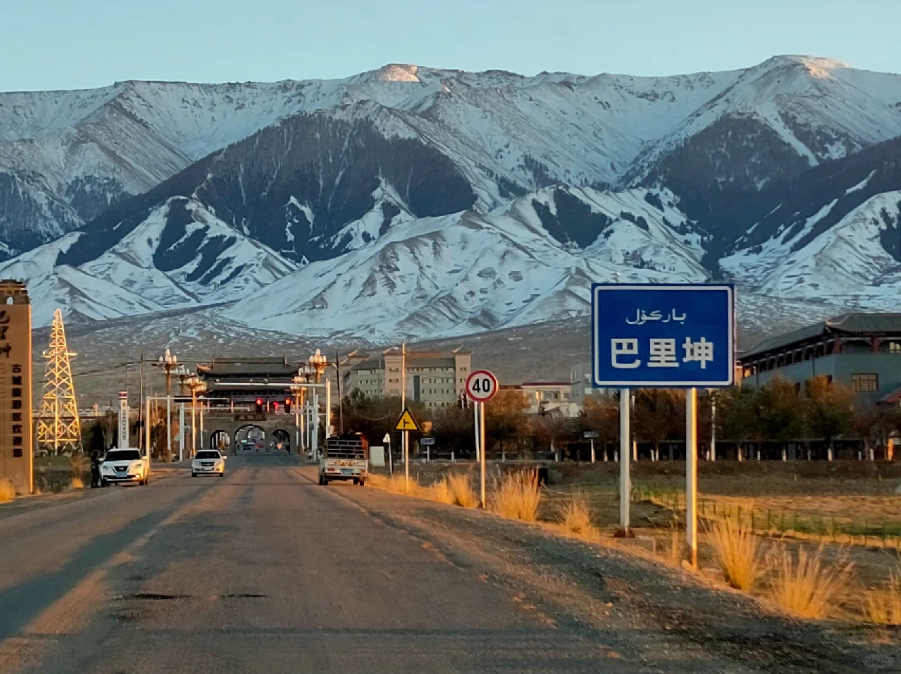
721, 136, 901, 309
224, 186, 705, 340
2, 56, 900, 340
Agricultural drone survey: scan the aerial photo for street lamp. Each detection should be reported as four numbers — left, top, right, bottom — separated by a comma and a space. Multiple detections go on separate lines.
308, 349, 328, 383
153, 349, 179, 461
172, 364, 192, 461
186, 374, 207, 456
154, 349, 178, 396
292, 365, 314, 455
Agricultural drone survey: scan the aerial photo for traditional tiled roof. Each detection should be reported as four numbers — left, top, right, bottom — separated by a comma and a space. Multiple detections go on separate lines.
741, 313, 901, 360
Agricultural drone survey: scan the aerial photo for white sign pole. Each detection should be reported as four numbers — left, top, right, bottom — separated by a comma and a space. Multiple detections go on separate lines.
166, 394, 172, 459
479, 401, 487, 508
118, 391, 128, 448
404, 429, 410, 491
178, 403, 185, 461
686, 387, 699, 568
710, 392, 717, 462
619, 387, 630, 533
590, 438, 596, 464
474, 402, 480, 463
144, 395, 151, 459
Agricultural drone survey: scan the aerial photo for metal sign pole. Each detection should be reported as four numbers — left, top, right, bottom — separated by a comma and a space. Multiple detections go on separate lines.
479, 401, 487, 508
620, 387, 631, 533
178, 403, 185, 462
387, 436, 393, 476
710, 393, 717, 462
590, 438, 596, 464
145, 395, 151, 460
404, 430, 410, 490
474, 402, 480, 463
686, 387, 699, 567
166, 394, 172, 459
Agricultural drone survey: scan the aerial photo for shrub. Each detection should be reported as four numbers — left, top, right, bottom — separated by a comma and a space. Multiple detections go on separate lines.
560, 492, 597, 539
708, 518, 764, 590
768, 545, 853, 619
862, 571, 901, 625
492, 469, 540, 522
70, 476, 85, 490
0, 478, 15, 503
447, 473, 478, 508
428, 478, 456, 505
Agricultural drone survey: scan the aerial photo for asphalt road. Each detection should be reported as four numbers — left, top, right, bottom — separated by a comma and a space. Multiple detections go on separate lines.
1, 455, 895, 674
0, 455, 617, 674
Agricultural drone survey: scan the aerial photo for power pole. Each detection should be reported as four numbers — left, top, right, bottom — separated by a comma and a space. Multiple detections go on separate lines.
36, 309, 82, 454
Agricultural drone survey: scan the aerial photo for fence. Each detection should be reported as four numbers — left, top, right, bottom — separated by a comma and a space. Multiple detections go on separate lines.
632, 483, 901, 551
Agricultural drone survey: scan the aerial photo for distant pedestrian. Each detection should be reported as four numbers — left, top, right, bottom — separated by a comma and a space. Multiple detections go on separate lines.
90, 450, 102, 488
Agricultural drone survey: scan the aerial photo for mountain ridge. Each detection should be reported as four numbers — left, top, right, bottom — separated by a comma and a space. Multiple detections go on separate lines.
2, 55, 900, 341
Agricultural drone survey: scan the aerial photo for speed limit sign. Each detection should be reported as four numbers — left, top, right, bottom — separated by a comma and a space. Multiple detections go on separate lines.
466, 370, 499, 403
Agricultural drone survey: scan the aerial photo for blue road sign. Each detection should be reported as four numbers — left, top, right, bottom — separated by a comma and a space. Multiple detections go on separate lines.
592, 284, 734, 388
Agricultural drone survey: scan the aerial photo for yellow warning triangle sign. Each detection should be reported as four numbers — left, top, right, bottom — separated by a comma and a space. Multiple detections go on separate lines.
395, 407, 420, 432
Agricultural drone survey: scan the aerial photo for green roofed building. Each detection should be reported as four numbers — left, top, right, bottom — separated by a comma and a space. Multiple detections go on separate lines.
738, 314, 901, 403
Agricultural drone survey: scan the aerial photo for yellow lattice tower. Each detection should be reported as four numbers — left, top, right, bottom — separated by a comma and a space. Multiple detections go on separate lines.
36, 309, 82, 454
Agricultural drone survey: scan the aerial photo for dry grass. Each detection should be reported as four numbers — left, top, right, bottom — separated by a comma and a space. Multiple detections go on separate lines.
492, 470, 541, 522
447, 474, 479, 509
368, 473, 420, 496
0, 478, 15, 503
427, 478, 456, 505
707, 519, 764, 591
862, 570, 901, 625
768, 545, 854, 619
69, 476, 85, 490
560, 492, 598, 540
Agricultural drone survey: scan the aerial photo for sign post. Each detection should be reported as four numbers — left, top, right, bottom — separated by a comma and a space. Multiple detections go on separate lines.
466, 370, 498, 508
592, 284, 734, 560
395, 408, 420, 490
383, 432, 392, 476
118, 391, 129, 448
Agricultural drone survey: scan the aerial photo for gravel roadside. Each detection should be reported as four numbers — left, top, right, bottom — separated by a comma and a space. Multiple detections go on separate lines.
323, 475, 900, 674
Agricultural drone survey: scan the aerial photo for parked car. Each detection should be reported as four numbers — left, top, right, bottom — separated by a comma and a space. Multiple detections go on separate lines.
192, 450, 226, 478
101, 448, 150, 486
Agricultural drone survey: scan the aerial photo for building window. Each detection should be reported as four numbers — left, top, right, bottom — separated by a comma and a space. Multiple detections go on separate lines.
890, 342, 901, 354
851, 373, 878, 392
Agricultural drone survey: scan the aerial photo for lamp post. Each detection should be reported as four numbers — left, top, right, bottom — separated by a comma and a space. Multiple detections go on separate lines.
292, 365, 313, 456
186, 374, 206, 457
173, 364, 191, 462
153, 350, 178, 460
309, 350, 328, 460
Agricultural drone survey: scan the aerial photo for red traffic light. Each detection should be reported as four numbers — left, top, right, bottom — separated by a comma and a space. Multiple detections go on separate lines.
255, 398, 263, 405
285, 398, 291, 405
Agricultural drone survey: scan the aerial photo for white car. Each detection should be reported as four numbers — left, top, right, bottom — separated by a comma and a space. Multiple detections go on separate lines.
192, 450, 226, 477
101, 448, 150, 486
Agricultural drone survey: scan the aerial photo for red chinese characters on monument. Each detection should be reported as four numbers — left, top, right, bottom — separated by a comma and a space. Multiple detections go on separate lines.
0, 282, 34, 495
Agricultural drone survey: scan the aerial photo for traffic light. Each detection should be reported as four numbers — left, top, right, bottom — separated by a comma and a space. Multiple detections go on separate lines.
255, 398, 263, 413
284, 398, 292, 413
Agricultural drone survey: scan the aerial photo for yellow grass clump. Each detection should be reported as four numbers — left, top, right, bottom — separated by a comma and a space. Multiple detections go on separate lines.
70, 476, 85, 490
0, 478, 15, 503
560, 492, 598, 540
368, 473, 420, 496
427, 478, 456, 505
492, 469, 541, 522
768, 545, 853, 619
708, 518, 764, 591
446, 473, 479, 508
862, 571, 901, 625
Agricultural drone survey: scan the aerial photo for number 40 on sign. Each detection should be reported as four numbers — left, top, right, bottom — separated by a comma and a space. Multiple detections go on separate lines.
466, 370, 498, 403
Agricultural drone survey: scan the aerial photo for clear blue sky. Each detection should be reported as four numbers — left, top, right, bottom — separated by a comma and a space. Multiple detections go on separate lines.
2, 0, 899, 91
